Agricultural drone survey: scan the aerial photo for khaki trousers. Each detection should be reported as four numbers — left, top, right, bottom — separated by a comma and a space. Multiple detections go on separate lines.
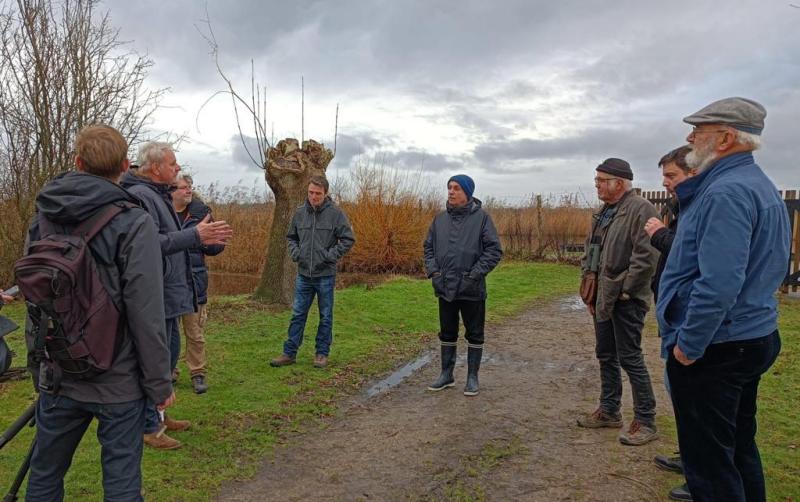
181, 303, 208, 376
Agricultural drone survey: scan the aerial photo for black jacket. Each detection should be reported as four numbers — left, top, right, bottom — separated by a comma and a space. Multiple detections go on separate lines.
178, 198, 225, 304
649, 201, 679, 302
25, 172, 172, 404
423, 198, 503, 302
121, 172, 198, 319
287, 197, 355, 277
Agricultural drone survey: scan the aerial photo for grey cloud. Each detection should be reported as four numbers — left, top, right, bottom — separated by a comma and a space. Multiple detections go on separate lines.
229, 134, 267, 171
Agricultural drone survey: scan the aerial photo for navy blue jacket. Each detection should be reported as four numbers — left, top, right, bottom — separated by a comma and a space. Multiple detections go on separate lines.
121, 172, 198, 319
178, 198, 225, 304
656, 152, 791, 360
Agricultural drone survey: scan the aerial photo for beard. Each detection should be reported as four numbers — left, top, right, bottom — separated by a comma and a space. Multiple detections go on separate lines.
686, 141, 718, 173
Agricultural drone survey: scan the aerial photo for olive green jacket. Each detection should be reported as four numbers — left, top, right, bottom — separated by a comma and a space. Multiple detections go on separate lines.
581, 191, 659, 322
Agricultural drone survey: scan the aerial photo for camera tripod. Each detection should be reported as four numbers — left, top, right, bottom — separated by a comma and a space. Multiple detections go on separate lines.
0, 400, 37, 502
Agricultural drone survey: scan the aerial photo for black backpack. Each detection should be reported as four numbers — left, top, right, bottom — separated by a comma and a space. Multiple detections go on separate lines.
14, 202, 135, 391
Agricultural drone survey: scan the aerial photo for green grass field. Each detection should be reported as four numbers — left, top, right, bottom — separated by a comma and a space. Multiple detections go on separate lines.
0, 262, 581, 501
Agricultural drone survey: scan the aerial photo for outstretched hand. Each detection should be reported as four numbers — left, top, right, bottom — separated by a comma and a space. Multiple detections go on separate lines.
196, 214, 233, 246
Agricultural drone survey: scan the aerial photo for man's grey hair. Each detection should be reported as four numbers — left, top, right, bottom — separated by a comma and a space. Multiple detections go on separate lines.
176, 172, 193, 185
136, 141, 174, 175
736, 130, 761, 151
620, 178, 633, 191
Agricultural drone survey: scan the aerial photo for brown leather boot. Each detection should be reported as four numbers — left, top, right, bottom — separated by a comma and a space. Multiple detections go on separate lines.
163, 415, 191, 432
313, 354, 328, 368
144, 427, 181, 450
269, 353, 296, 367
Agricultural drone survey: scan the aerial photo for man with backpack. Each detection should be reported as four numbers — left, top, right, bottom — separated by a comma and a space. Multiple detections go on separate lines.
121, 141, 232, 449
21, 124, 174, 501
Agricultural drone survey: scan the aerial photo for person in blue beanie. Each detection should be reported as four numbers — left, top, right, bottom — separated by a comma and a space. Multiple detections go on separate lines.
657, 97, 790, 502
423, 175, 502, 396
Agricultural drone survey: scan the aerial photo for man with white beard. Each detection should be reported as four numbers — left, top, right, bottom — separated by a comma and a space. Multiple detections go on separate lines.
656, 97, 790, 502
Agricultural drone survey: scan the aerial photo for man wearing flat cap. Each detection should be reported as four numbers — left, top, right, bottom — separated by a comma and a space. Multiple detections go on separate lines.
578, 158, 660, 446
424, 174, 502, 396
657, 97, 790, 501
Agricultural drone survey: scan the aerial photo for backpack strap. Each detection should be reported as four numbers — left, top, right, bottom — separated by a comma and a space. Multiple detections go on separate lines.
72, 201, 138, 241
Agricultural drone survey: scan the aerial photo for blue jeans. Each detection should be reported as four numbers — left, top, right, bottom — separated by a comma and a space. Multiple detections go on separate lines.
283, 274, 335, 357
26, 394, 145, 502
668, 330, 781, 502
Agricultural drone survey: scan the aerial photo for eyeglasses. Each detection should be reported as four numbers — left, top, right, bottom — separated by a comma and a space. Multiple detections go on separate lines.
690, 127, 730, 135
594, 177, 618, 185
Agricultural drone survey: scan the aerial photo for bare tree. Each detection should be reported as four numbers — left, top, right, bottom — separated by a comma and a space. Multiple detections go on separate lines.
0, 0, 164, 282
199, 18, 336, 306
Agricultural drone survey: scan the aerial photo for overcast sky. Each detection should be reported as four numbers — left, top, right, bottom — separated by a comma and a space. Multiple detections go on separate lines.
106, 0, 800, 204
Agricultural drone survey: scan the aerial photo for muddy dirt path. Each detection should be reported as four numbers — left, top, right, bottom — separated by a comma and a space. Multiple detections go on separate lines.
218, 296, 676, 501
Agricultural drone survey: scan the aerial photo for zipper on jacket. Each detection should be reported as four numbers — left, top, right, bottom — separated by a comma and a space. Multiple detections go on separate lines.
310, 209, 317, 277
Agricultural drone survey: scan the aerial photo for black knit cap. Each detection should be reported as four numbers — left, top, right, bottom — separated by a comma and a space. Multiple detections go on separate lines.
596, 158, 633, 180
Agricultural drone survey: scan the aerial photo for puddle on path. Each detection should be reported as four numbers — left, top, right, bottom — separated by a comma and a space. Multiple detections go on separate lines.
559, 295, 586, 312
365, 353, 432, 397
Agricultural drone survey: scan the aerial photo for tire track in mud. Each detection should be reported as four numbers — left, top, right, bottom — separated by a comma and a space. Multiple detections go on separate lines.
218, 296, 675, 501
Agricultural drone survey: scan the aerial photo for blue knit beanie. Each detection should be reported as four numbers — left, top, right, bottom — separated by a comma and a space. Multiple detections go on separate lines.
447, 174, 475, 200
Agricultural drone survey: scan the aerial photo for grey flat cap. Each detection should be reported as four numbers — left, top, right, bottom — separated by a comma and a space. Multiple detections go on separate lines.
683, 97, 766, 135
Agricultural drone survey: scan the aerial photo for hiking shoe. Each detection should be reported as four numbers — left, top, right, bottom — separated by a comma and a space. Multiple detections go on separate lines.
668, 483, 693, 501
163, 415, 191, 432
313, 354, 328, 368
192, 375, 208, 394
576, 408, 623, 428
619, 420, 658, 446
270, 354, 296, 367
654, 454, 683, 474
144, 428, 181, 450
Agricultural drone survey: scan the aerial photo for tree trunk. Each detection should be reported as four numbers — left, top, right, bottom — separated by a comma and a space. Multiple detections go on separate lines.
253, 138, 334, 305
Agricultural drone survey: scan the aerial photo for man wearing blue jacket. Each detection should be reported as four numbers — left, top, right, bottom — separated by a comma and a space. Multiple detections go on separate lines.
657, 97, 790, 502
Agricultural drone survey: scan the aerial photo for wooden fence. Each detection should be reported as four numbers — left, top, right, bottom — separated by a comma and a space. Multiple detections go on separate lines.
643, 189, 800, 293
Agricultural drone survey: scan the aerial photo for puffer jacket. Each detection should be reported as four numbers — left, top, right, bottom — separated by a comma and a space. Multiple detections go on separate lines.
423, 198, 503, 302
121, 172, 197, 318
287, 197, 355, 278
25, 171, 172, 404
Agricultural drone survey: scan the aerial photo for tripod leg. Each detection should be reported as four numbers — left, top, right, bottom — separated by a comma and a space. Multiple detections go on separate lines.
2, 437, 35, 502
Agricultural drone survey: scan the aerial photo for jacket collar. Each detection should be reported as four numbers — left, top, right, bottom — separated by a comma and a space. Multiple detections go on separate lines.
675, 151, 755, 208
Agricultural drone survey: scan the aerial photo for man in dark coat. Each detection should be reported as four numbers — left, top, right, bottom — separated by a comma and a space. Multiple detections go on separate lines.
270, 176, 355, 369
121, 142, 232, 449
423, 174, 502, 396
172, 172, 225, 394
23, 125, 174, 501
644, 145, 695, 502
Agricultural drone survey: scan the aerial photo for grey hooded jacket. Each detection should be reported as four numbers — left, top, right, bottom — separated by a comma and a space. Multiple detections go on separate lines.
121, 171, 198, 319
287, 197, 355, 277
25, 172, 172, 404
423, 198, 503, 302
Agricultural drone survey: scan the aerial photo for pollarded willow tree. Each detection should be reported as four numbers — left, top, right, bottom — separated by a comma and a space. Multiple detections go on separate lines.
0, 0, 164, 283
202, 22, 337, 306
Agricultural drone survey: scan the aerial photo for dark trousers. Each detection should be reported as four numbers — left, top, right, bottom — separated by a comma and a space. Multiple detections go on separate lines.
594, 299, 656, 425
26, 394, 145, 502
167, 317, 180, 372
438, 298, 485, 345
667, 330, 780, 502
144, 317, 179, 434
